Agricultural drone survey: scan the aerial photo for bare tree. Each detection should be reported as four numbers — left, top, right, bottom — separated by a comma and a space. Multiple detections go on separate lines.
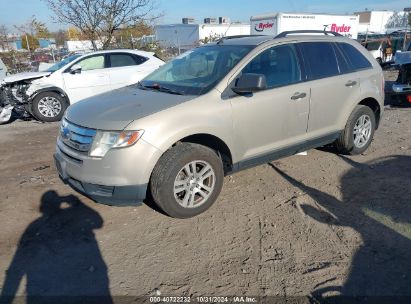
386, 12, 409, 29
44, 0, 159, 50
0, 25, 8, 51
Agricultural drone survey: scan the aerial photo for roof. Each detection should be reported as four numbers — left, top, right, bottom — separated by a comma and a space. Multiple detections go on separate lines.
85, 49, 155, 57
215, 35, 273, 46
214, 33, 350, 46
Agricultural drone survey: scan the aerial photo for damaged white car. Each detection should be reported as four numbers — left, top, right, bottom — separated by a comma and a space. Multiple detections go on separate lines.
0, 50, 164, 123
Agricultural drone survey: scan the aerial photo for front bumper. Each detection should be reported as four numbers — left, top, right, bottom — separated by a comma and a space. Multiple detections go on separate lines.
54, 137, 163, 206
55, 152, 147, 206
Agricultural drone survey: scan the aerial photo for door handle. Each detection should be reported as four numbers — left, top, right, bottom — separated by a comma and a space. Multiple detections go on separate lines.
345, 80, 357, 87
290, 92, 307, 100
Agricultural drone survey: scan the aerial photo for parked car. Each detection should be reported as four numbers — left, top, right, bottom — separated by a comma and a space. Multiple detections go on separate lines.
0, 50, 164, 123
363, 37, 404, 65
55, 32, 384, 218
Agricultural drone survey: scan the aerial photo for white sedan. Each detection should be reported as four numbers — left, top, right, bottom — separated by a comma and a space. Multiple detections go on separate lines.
0, 49, 165, 122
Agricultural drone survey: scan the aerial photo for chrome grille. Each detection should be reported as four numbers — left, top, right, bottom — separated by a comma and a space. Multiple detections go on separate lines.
60, 119, 97, 153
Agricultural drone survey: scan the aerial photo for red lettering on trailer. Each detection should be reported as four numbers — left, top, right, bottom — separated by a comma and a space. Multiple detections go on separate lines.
330, 24, 351, 33
254, 22, 274, 32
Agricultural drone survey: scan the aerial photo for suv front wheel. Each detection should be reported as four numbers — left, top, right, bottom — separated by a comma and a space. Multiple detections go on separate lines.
31, 92, 67, 122
150, 143, 224, 218
335, 105, 376, 155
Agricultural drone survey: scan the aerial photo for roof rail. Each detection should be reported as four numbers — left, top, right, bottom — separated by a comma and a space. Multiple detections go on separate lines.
275, 30, 343, 38
216, 35, 265, 44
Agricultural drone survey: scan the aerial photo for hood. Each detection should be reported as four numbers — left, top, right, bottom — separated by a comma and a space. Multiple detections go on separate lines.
65, 85, 196, 130
1, 71, 51, 84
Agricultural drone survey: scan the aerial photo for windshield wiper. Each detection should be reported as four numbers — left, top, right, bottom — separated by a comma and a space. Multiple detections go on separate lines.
138, 82, 184, 95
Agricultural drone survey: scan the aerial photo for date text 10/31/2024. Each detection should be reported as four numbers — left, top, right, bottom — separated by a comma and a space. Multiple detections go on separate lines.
149, 296, 258, 303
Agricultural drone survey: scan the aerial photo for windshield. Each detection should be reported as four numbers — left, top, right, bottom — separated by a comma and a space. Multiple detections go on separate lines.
47, 55, 82, 72
140, 45, 253, 95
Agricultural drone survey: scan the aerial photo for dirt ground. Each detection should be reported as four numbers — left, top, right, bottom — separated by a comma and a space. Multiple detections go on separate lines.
0, 71, 410, 303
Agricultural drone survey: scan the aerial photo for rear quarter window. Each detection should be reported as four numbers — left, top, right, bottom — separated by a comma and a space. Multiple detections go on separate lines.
109, 53, 147, 67
338, 43, 372, 71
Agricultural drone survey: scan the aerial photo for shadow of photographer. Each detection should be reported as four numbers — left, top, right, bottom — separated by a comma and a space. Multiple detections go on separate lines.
0, 191, 112, 304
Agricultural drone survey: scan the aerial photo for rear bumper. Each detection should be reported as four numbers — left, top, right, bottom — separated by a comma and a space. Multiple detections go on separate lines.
54, 149, 148, 206
392, 83, 411, 94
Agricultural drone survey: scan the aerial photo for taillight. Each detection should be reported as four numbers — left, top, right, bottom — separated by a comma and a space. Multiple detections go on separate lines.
407, 95, 411, 104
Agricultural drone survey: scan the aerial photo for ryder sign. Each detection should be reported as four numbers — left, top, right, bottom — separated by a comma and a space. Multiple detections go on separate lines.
250, 13, 359, 39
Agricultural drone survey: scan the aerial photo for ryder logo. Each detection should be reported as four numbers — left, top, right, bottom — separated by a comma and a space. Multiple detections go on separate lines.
324, 24, 351, 33
255, 22, 274, 32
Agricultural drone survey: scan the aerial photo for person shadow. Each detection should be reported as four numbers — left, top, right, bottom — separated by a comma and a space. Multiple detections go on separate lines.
270, 155, 411, 303
0, 191, 112, 304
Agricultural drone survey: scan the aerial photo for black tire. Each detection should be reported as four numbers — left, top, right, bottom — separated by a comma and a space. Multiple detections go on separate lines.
335, 105, 376, 155
150, 143, 224, 218
31, 92, 67, 122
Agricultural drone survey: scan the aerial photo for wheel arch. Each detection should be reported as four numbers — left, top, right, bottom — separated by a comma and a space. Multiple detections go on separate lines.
358, 97, 381, 129
29, 86, 70, 105
160, 133, 234, 175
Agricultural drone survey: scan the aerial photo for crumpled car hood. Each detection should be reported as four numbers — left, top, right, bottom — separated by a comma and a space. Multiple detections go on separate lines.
1, 71, 50, 84
65, 85, 196, 130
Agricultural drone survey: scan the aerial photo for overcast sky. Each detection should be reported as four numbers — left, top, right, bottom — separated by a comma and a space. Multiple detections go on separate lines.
0, 0, 409, 32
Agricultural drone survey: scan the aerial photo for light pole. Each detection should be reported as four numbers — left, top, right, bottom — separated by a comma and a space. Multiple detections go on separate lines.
174, 29, 180, 55
403, 7, 411, 50
25, 34, 30, 52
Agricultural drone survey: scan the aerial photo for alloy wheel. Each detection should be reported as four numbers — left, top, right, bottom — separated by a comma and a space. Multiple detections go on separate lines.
173, 160, 216, 208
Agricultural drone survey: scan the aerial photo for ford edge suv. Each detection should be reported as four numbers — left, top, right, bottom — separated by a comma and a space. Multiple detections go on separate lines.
55, 32, 384, 218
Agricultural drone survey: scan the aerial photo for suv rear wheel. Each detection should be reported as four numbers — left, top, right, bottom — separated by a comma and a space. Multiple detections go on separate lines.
31, 92, 67, 122
335, 105, 376, 155
150, 143, 224, 218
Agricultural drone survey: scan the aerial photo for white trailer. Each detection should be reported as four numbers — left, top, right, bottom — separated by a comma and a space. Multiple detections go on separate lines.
155, 23, 250, 50
250, 13, 359, 39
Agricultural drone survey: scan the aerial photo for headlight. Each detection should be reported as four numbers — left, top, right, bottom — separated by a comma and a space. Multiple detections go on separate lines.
89, 130, 144, 157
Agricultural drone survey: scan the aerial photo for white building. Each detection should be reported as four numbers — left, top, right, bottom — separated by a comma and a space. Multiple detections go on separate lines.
155, 20, 250, 51
64, 40, 103, 52
355, 10, 395, 34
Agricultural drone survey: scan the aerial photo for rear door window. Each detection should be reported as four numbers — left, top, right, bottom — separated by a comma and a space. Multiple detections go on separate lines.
242, 44, 301, 88
298, 42, 339, 80
337, 43, 372, 71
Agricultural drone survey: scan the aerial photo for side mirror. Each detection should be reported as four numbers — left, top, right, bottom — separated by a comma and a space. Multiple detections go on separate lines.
232, 73, 267, 94
70, 64, 82, 74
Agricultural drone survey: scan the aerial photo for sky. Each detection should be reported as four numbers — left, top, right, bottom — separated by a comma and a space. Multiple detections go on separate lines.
0, 0, 409, 32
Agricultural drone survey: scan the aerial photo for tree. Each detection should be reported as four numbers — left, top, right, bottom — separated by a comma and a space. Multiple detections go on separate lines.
0, 25, 8, 51
34, 20, 51, 38
14, 16, 50, 51
21, 34, 40, 51
44, 0, 160, 50
15, 16, 50, 38
67, 27, 82, 40
53, 29, 68, 46
386, 12, 409, 29
115, 21, 153, 48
